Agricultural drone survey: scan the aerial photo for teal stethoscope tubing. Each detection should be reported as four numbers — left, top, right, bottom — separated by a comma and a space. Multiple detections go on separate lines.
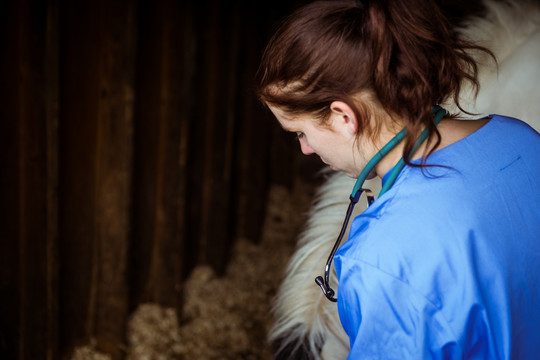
315, 105, 447, 302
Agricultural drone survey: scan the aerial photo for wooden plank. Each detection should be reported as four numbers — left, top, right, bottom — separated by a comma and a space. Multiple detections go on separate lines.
130, 0, 188, 308
45, 0, 60, 358
0, 2, 23, 358
234, 0, 299, 244
58, 0, 135, 358
183, 0, 206, 275
177, 2, 197, 282
0, 0, 59, 358
58, 0, 101, 351
196, 0, 239, 274
92, 0, 135, 357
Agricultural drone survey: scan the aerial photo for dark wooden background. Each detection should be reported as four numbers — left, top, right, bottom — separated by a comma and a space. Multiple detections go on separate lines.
0, 0, 312, 358
0, 0, 485, 358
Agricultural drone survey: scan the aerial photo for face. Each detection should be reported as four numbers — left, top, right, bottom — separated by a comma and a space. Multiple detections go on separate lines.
268, 104, 366, 178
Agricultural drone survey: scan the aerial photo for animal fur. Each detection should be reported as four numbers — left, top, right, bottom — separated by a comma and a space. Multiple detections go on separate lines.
269, 1, 540, 359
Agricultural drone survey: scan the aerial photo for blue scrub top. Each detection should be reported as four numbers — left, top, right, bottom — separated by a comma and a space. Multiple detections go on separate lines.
334, 115, 540, 359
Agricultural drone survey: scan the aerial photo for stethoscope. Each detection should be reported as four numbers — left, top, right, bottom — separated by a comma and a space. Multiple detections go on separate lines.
315, 105, 447, 302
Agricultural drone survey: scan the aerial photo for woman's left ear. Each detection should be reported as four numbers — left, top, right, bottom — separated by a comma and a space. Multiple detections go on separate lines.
330, 101, 358, 135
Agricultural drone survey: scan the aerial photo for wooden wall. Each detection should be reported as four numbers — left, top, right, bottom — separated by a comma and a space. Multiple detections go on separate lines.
0, 0, 306, 358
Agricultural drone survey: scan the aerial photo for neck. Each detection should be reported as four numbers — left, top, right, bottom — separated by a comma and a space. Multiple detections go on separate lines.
372, 113, 491, 180
372, 108, 450, 179
370, 117, 411, 179
374, 141, 406, 178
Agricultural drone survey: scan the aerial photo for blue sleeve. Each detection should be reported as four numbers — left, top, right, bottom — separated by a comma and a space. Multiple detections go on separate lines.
336, 257, 465, 359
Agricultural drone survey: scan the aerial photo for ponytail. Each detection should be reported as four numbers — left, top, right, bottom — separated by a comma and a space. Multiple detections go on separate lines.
256, 0, 494, 165
368, 0, 493, 164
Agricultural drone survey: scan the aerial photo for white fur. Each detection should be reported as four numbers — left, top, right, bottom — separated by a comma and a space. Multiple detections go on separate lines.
443, 0, 540, 129
270, 1, 540, 359
269, 171, 378, 359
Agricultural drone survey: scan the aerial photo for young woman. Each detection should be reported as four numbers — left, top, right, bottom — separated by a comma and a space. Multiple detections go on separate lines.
256, 0, 540, 358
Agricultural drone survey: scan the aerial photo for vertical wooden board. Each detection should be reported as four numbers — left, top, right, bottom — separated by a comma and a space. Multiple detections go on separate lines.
45, 1, 60, 358
58, 0, 100, 352
0, 0, 59, 358
234, 88, 272, 244
159, 0, 194, 307
234, 0, 298, 244
177, 2, 197, 282
233, 3, 263, 244
0, 1, 22, 358
26, 1, 61, 359
128, 0, 158, 307
130, 0, 188, 308
58, 0, 135, 357
197, 0, 240, 275
91, 0, 135, 357
183, 1, 214, 272
183, 1, 206, 275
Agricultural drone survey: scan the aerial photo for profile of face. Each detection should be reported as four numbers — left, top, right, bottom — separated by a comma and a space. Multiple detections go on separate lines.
268, 102, 375, 178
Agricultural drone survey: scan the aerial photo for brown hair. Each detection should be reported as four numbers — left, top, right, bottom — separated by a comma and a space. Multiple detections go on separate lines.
256, 0, 494, 166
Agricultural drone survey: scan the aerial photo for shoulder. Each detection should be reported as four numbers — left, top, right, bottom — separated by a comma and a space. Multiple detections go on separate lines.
486, 114, 540, 137
475, 114, 540, 149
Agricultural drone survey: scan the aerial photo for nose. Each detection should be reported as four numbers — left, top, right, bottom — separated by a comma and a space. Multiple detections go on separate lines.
299, 138, 315, 155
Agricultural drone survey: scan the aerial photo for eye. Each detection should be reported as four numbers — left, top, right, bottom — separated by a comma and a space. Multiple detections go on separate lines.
296, 132, 305, 140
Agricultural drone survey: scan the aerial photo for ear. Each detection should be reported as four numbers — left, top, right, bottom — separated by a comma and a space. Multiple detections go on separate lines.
330, 101, 358, 135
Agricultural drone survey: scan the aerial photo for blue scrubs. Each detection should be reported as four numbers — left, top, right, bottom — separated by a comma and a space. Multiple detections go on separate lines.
334, 115, 540, 359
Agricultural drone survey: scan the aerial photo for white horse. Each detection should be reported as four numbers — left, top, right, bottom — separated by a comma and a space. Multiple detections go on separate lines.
269, 1, 540, 359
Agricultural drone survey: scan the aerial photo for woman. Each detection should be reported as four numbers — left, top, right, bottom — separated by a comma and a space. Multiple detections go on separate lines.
256, 0, 540, 359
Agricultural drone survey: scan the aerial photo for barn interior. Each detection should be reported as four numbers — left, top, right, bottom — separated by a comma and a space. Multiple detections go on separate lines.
0, 0, 494, 359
